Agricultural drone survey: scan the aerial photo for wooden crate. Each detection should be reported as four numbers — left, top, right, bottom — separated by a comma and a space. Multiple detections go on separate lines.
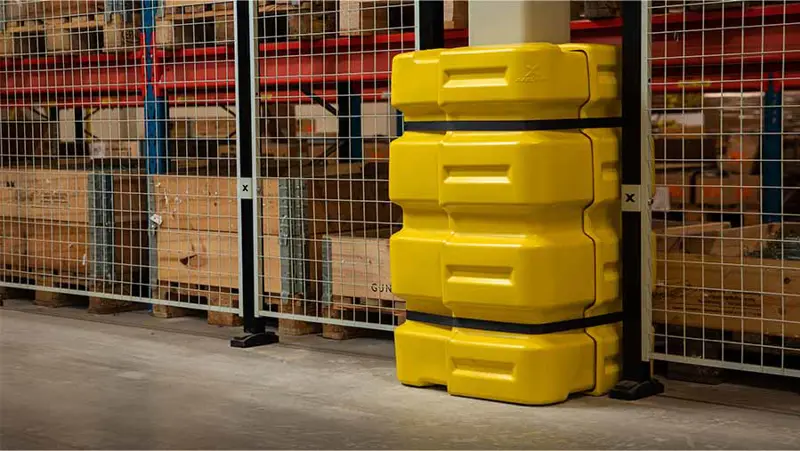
156, 1, 234, 48
154, 282, 243, 327
655, 222, 800, 339
26, 220, 146, 279
17, 170, 145, 223
340, 0, 468, 36
582, 1, 620, 19
8, 170, 148, 283
444, 0, 468, 30
258, 1, 337, 40
3, 1, 104, 22
2, 14, 138, 55
307, 162, 399, 237
321, 233, 405, 339
154, 175, 282, 294
325, 234, 399, 304
0, 220, 27, 274
157, 229, 282, 293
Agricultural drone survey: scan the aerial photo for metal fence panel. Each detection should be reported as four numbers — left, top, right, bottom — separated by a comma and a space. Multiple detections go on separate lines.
648, 0, 800, 376
252, 1, 468, 336
253, 0, 419, 334
0, 0, 242, 324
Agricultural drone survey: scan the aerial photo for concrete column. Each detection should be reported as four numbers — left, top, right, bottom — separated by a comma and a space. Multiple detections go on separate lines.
468, 1, 571, 46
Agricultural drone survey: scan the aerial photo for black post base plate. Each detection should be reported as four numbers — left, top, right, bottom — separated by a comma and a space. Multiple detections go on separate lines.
230, 332, 279, 348
609, 378, 665, 400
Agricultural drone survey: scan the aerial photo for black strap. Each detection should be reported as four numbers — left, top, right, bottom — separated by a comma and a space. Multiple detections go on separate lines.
406, 310, 623, 335
403, 117, 623, 132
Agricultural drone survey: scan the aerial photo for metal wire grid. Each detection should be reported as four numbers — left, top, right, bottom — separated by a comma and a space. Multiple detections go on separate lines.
253, 0, 415, 331
649, 0, 800, 376
0, 0, 240, 317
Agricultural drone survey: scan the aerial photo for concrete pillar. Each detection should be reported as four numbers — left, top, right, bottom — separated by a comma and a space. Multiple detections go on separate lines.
468, 1, 571, 46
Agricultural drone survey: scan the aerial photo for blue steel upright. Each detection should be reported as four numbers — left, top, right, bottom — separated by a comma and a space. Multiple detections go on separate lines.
762, 79, 782, 224
142, 0, 167, 175
337, 82, 362, 161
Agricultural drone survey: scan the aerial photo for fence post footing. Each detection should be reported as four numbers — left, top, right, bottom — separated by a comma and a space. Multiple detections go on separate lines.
609, 378, 665, 401
230, 332, 279, 348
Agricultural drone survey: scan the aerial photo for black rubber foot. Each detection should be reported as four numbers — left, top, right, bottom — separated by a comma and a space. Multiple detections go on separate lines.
609, 378, 665, 400
230, 332, 279, 348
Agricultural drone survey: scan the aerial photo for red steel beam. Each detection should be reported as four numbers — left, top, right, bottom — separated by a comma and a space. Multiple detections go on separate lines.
0, 66, 144, 96
573, 3, 800, 67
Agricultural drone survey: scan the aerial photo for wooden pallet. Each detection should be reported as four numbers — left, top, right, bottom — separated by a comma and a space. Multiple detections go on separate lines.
338, 0, 466, 36
263, 296, 323, 336
16, 274, 146, 314
156, 1, 234, 48
654, 222, 800, 340
0, 14, 138, 56
154, 282, 242, 327
682, 204, 763, 227
258, 1, 336, 40
322, 296, 404, 340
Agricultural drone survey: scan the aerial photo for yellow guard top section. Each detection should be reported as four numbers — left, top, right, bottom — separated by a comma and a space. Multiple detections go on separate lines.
391, 43, 619, 122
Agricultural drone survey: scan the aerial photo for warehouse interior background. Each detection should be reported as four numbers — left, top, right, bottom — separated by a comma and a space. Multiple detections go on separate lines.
1, 0, 799, 448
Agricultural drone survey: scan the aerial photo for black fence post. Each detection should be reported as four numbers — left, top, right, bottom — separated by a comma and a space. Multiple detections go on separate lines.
418, 0, 445, 50
231, 0, 278, 348
609, 0, 664, 399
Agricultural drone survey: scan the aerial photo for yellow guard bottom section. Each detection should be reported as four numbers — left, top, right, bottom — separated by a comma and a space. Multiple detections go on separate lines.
395, 321, 621, 405
395, 320, 452, 387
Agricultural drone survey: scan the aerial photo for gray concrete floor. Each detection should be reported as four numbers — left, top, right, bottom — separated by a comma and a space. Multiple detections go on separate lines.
1, 307, 799, 450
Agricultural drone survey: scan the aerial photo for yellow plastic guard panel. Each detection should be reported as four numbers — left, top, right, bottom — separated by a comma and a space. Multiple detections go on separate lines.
391, 49, 452, 388
391, 49, 444, 122
566, 44, 623, 395
437, 44, 589, 121
581, 128, 622, 395
447, 329, 595, 405
395, 321, 452, 387
439, 131, 595, 324
391, 131, 453, 387
438, 130, 597, 405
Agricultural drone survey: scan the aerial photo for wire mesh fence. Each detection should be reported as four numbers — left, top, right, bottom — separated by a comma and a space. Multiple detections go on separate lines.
253, 0, 417, 335
0, 0, 242, 325
251, 1, 469, 337
648, 0, 800, 376
0, 0, 469, 336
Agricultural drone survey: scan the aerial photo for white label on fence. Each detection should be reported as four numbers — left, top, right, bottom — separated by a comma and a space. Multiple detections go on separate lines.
238, 178, 254, 199
621, 184, 643, 212
652, 186, 671, 212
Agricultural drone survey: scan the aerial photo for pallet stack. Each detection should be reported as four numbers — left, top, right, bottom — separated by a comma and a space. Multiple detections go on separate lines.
654, 220, 800, 347
1, 0, 139, 55
153, 175, 281, 326
339, 0, 467, 36
309, 162, 402, 339
0, 167, 148, 313
156, 0, 235, 48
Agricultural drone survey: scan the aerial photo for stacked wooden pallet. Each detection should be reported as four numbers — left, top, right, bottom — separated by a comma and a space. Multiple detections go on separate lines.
154, 0, 467, 47
309, 163, 402, 339
657, 169, 763, 227
153, 175, 281, 326
1, 0, 139, 55
156, 0, 340, 47
339, 0, 467, 36
654, 220, 800, 344
0, 168, 148, 313
321, 232, 403, 339
156, 0, 234, 48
